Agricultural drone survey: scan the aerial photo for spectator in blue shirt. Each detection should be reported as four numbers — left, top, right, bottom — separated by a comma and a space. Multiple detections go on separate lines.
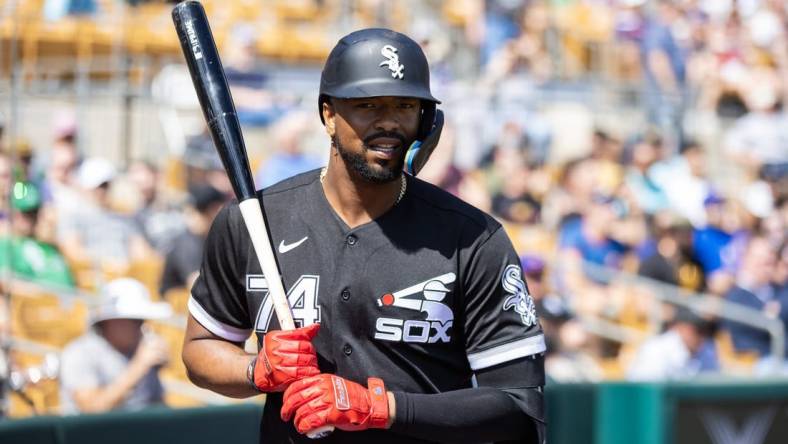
693, 192, 732, 274
223, 25, 293, 127
254, 112, 324, 188
721, 236, 788, 357
559, 194, 629, 271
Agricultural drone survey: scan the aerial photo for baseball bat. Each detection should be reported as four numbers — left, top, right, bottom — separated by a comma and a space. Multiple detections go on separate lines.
171, 2, 294, 331
172, 2, 333, 438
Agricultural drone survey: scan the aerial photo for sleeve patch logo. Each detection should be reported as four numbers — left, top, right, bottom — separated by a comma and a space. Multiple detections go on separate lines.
501, 264, 537, 327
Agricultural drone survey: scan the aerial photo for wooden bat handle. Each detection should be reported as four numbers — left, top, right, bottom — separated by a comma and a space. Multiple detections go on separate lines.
238, 199, 295, 331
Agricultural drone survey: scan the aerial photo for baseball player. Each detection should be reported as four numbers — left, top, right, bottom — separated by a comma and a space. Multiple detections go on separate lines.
183, 28, 545, 443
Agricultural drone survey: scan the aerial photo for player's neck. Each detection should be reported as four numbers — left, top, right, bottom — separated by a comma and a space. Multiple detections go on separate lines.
321, 164, 402, 229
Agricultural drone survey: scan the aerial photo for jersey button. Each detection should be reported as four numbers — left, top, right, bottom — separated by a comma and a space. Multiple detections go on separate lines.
343, 344, 352, 356
346, 235, 357, 246
341, 289, 350, 301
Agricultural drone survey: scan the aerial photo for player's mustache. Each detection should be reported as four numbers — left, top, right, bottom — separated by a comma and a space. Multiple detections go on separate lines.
363, 131, 407, 147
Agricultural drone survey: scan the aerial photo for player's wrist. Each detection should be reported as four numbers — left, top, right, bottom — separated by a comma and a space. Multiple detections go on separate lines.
246, 356, 263, 393
385, 391, 396, 429
366, 377, 390, 429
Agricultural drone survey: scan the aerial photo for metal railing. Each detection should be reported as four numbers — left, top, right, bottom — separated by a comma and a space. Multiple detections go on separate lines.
554, 259, 786, 364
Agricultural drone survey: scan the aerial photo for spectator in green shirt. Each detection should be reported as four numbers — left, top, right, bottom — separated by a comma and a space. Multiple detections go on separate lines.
0, 182, 75, 288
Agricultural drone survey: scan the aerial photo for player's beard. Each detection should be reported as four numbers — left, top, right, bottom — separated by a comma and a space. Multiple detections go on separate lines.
332, 133, 407, 184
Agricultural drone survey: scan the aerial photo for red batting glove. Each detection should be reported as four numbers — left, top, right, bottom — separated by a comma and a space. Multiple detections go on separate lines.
280, 374, 390, 433
250, 323, 321, 392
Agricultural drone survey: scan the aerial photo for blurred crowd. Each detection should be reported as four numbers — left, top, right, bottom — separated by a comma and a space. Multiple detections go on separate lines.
0, 109, 238, 415
443, 0, 788, 382
1, 0, 788, 417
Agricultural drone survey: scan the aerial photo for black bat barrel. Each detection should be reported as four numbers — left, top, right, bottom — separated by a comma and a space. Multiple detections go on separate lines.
172, 1, 256, 201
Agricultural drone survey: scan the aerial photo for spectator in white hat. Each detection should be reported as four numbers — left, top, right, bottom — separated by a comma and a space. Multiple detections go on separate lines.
59, 278, 172, 414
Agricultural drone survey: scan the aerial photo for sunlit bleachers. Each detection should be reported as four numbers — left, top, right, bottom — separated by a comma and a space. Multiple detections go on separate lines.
10, 291, 88, 349
0, 0, 336, 82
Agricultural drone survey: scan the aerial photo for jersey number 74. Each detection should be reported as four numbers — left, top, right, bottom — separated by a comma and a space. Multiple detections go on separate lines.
248, 274, 322, 332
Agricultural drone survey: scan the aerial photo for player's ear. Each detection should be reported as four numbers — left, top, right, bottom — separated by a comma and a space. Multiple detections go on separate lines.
322, 100, 336, 137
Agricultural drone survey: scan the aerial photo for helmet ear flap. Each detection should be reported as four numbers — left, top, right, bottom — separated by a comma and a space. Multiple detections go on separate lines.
418, 101, 436, 140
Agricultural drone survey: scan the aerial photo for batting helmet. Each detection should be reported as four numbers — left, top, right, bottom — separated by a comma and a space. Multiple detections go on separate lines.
319, 28, 440, 139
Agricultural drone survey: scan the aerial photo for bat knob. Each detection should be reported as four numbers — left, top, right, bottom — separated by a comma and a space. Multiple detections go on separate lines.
306, 425, 335, 439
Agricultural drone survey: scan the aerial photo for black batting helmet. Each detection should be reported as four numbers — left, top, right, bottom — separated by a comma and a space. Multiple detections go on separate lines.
319, 28, 440, 139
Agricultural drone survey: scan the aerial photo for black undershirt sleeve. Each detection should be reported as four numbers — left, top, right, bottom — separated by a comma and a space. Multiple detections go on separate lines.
389, 356, 545, 444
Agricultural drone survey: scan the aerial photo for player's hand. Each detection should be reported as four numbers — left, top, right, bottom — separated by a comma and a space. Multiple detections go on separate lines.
253, 323, 321, 392
281, 374, 390, 433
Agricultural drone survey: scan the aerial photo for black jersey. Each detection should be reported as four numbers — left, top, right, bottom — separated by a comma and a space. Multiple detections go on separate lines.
190, 169, 545, 443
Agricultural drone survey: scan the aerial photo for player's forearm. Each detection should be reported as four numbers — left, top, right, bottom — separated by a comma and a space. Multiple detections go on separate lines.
390, 387, 542, 443
182, 337, 258, 398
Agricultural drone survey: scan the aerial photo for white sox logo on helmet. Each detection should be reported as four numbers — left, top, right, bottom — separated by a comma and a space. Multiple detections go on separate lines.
374, 272, 455, 343
379, 45, 405, 79
501, 264, 537, 327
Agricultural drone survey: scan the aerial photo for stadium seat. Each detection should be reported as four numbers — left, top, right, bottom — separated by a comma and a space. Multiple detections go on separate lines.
128, 256, 165, 301
163, 157, 188, 192
148, 320, 188, 382
615, 284, 656, 333
715, 331, 759, 374
163, 287, 190, 315
125, 4, 180, 55
598, 356, 625, 380
256, 26, 331, 61
275, 0, 320, 21
10, 293, 88, 348
6, 350, 61, 417
63, 257, 96, 291
442, 0, 478, 26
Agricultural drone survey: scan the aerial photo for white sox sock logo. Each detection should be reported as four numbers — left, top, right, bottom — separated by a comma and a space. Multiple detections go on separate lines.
379, 45, 404, 79
502, 265, 537, 327
375, 272, 455, 343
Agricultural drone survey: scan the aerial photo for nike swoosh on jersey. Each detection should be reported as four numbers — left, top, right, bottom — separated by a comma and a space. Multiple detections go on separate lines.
278, 236, 308, 253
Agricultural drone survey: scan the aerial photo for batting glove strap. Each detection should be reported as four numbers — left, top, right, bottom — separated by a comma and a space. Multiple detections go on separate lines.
366, 377, 390, 429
